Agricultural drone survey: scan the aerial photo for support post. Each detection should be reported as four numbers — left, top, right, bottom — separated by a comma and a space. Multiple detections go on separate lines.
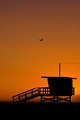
41, 96, 42, 103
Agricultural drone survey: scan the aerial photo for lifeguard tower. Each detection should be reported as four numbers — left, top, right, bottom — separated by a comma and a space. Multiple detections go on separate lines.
12, 61, 77, 103
12, 75, 76, 103
40, 76, 76, 103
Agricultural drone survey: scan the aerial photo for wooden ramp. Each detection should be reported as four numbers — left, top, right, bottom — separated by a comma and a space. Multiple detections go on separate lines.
12, 87, 50, 103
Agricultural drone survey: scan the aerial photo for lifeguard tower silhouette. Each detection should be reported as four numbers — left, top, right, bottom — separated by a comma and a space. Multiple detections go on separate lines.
12, 73, 77, 103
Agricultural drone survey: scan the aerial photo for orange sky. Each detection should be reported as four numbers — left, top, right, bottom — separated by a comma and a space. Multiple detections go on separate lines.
0, 0, 80, 101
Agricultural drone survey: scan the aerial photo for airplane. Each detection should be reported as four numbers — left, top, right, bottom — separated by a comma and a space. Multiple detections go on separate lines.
38, 38, 44, 41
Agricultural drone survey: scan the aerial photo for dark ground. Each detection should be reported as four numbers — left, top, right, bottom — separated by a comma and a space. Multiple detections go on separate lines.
0, 102, 80, 119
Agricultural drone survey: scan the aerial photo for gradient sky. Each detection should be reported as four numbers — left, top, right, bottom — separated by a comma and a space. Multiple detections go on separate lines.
0, 0, 80, 101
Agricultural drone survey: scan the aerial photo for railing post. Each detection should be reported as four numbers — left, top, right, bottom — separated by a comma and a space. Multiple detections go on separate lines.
12, 96, 14, 102
37, 88, 40, 94
25, 92, 27, 98
18, 95, 20, 101
31, 90, 33, 96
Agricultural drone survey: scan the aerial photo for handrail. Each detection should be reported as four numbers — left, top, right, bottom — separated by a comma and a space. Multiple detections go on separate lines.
12, 88, 39, 101
12, 88, 36, 97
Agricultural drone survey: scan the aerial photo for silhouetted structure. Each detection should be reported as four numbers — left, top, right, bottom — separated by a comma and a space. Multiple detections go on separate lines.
41, 76, 76, 103
12, 76, 77, 103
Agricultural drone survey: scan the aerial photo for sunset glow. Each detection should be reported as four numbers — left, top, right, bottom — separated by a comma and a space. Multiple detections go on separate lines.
0, 0, 80, 101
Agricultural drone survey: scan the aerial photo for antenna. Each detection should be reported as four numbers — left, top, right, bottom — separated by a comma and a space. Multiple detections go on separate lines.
59, 63, 61, 77
58, 62, 80, 77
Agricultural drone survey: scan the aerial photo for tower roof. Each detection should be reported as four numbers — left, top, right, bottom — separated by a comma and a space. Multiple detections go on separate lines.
41, 76, 77, 79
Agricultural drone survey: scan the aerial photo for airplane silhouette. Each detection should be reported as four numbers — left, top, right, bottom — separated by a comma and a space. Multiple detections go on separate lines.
38, 38, 44, 41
